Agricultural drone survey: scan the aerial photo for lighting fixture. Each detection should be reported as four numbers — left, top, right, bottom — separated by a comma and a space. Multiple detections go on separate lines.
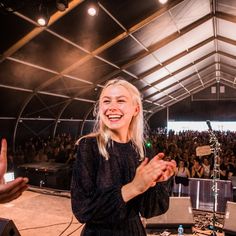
56, 0, 68, 11
87, 0, 99, 16
37, 1, 50, 26
159, 0, 168, 4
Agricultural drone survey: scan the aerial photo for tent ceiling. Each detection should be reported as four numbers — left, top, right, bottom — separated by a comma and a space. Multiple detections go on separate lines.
1, 0, 236, 125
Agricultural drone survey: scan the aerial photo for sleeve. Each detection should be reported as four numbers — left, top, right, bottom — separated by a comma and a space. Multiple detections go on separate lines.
138, 146, 172, 219
70, 138, 128, 224
139, 177, 173, 219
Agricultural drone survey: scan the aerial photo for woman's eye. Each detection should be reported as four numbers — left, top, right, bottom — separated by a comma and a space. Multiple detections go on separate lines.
103, 100, 110, 104
118, 100, 125, 103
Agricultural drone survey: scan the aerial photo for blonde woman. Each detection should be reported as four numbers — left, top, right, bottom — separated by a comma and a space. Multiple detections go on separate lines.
71, 78, 176, 236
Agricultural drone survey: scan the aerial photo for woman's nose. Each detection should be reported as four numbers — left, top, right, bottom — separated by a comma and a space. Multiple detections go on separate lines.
108, 102, 118, 111
108, 107, 117, 112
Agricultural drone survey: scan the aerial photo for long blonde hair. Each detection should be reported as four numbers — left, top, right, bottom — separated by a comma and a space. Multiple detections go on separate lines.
80, 78, 145, 160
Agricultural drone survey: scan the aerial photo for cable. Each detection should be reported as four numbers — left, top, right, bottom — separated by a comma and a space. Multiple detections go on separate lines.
19, 221, 78, 232
65, 223, 84, 236
28, 186, 71, 198
58, 215, 73, 236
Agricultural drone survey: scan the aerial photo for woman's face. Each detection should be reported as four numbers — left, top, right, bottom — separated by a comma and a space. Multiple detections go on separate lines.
179, 161, 184, 167
99, 84, 139, 137
194, 160, 200, 167
203, 158, 209, 164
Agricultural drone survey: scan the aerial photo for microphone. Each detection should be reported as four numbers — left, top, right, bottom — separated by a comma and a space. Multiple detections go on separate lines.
206, 120, 212, 131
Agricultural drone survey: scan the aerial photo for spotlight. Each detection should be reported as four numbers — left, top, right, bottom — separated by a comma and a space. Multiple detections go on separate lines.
159, 0, 168, 4
87, 0, 99, 16
56, 0, 68, 11
37, 1, 50, 26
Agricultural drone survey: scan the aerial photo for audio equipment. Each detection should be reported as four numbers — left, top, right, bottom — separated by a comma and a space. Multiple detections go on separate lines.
0, 218, 20, 236
223, 201, 236, 236
146, 197, 194, 234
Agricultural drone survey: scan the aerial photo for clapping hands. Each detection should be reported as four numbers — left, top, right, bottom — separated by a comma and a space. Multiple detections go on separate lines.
131, 153, 176, 194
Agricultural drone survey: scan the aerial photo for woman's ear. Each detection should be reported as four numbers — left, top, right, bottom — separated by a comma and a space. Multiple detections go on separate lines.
133, 104, 140, 116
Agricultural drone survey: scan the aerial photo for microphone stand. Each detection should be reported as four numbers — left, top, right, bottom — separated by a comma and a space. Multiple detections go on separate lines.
206, 120, 221, 236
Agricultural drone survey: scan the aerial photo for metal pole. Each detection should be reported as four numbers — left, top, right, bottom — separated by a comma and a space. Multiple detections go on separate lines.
206, 120, 221, 236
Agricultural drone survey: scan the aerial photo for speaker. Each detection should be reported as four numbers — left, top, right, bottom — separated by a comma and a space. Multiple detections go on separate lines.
0, 218, 20, 236
146, 197, 194, 233
224, 201, 236, 236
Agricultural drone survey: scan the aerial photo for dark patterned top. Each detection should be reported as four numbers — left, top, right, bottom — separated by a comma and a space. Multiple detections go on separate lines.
71, 137, 171, 236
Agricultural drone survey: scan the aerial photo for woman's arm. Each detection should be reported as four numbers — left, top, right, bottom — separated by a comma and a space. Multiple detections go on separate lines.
139, 178, 173, 218
199, 166, 204, 177
122, 153, 176, 218
186, 168, 191, 178
71, 138, 128, 224
121, 154, 175, 202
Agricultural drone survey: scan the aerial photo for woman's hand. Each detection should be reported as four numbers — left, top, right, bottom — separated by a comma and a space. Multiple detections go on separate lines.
149, 153, 176, 182
0, 139, 7, 183
121, 153, 176, 202
0, 177, 28, 203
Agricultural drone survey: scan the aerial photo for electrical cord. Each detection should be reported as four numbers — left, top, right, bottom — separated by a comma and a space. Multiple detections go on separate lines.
58, 215, 74, 236
19, 221, 78, 232
16, 187, 84, 235
65, 223, 84, 236
28, 186, 71, 198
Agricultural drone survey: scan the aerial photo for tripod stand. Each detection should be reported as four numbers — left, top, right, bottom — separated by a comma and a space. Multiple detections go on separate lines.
206, 120, 221, 236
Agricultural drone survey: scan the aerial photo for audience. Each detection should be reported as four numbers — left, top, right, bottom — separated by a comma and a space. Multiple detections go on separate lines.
191, 157, 204, 178
149, 129, 236, 180
8, 129, 236, 182
202, 157, 212, 179
2, 129, 235, 205
14, 133, 77, 166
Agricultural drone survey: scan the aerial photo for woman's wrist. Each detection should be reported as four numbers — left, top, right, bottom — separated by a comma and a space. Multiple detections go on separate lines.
121, 182, 142, 202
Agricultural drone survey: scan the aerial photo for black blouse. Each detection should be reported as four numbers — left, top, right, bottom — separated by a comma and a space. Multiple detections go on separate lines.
71, 137, 171, 236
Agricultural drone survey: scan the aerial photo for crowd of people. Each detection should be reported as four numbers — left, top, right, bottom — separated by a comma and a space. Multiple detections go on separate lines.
10, 133, 77, 170
2, 125, 234, 187
148, 128, 236, 180
6, 128, 236, 182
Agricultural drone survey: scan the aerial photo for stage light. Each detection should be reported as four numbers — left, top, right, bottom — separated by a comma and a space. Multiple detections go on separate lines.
145, 141, 152, 148
159, 0, 168, 4
87, 0, 99, 16
37, 1, 50, 26
56, 0, 68, 11
4, 172, 15, 182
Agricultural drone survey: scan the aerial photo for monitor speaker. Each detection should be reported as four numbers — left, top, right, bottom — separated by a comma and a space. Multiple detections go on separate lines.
0, 218, 21, 236
224, 201, 236, 236
146, 197, 194, 233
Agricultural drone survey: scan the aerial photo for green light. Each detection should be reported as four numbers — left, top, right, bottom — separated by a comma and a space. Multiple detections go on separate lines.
145, 141, 152, 148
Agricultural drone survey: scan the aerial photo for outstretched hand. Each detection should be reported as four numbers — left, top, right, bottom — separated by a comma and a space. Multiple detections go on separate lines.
0, 139, 7, 183
0, 139, 28, 204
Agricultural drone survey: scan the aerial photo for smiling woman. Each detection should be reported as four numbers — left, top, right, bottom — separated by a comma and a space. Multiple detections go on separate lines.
99, 81, 141, 154
70, 78, 176, 236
